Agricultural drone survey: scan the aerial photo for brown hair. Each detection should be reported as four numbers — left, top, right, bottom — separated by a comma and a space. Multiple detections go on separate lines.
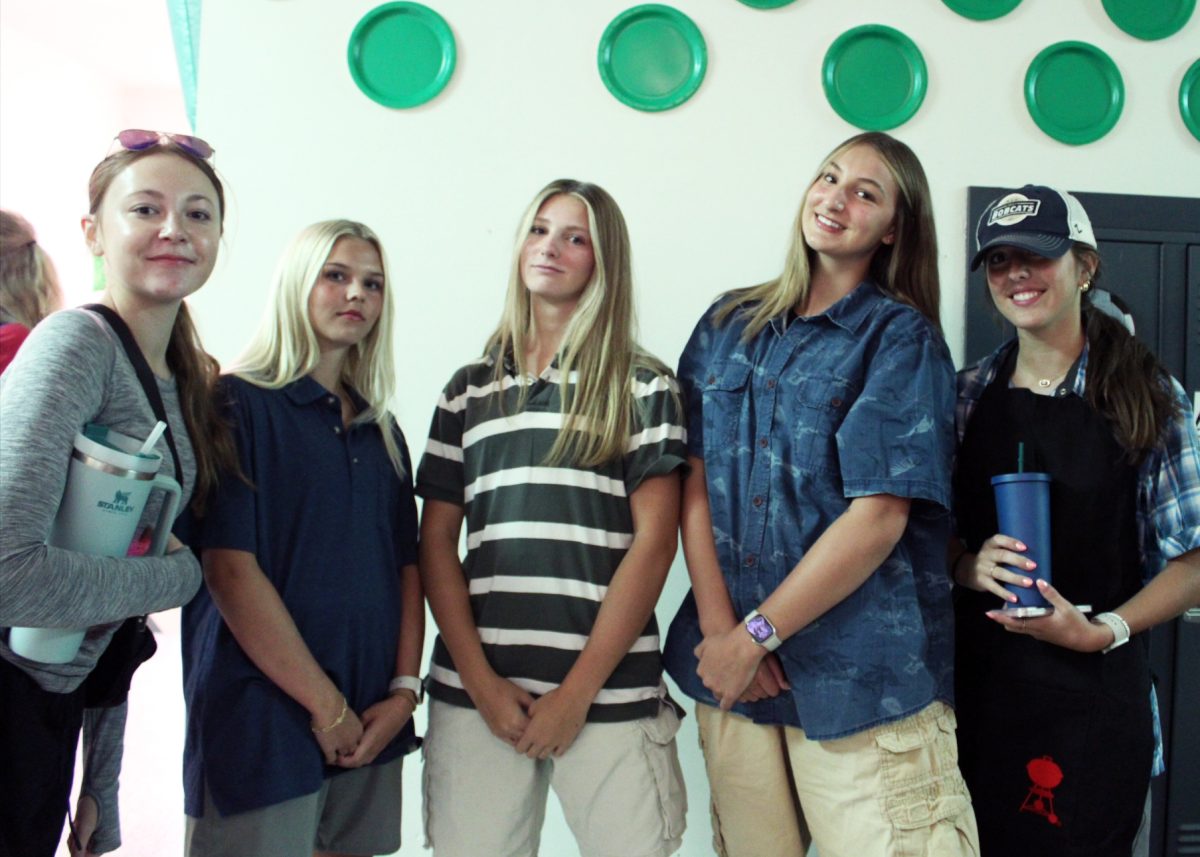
717, 132, 942, 337
1073, 247, 1181, 461
0, 209, 62, 328
88, 143, 238, 514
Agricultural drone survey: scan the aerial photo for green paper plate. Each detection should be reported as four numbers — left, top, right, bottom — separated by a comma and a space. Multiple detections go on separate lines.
348, 2, 456, 108
822, 25, 927, 131
1101, 0, 1194, 41
1182, 59, 1200, 141
1025, 41, 1124, 145
598, 5, 707, 112
736, 0, 798, 8
941, 0, 1022, 20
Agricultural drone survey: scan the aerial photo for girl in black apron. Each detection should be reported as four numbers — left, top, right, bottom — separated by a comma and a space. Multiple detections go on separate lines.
949, 185, 1200, 857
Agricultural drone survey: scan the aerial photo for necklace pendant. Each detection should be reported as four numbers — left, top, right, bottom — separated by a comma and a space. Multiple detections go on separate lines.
1037, 378, 1052, 388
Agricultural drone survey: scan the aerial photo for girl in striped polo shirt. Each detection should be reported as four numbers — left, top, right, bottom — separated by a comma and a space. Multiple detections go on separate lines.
417, 179, 689, 857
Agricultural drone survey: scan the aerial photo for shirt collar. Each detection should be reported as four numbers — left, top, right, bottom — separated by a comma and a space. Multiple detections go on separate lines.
1068, 343, 1089, 396
768, 281, 884, 336
283, 375, 368, 411
966, 338, 1090, 400
499, 347, 560, 379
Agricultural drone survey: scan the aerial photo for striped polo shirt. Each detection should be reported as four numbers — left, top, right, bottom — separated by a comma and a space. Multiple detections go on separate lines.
416, 350, 688, 722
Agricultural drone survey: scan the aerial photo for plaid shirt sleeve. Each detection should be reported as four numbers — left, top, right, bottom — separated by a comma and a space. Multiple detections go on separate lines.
1137, 378, 1199, 779
955, 341, 1011, 445
1138, 377, 1200, 580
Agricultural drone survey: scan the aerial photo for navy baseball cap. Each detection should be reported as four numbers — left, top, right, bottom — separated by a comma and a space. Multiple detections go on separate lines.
971, 185, 1096, 270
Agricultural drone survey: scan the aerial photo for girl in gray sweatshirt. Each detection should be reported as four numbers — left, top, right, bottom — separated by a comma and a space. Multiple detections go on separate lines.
0, 130, 237, 857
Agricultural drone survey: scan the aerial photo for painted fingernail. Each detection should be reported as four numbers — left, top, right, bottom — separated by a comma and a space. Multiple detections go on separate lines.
1026, 561, 1037, 569
1016, 542, 1027, 551
1037, 579, 1048, 589
1023, 579, 1033, 586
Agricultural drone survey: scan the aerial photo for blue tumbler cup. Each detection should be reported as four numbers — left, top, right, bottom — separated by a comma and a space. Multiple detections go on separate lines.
990, 472, 1052, 612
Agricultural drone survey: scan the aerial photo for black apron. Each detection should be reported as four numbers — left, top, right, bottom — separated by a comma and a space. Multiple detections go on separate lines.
953, 349, 1152, 857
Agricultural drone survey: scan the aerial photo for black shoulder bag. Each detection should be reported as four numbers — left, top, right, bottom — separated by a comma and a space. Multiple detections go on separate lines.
80, 304, 185, 708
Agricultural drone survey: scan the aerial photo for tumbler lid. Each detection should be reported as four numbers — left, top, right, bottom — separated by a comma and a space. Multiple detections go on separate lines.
990, 472, 1051, 486
75, 424, 162, 475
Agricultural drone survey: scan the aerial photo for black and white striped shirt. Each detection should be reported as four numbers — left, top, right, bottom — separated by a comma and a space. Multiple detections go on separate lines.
416, 351, 687, 722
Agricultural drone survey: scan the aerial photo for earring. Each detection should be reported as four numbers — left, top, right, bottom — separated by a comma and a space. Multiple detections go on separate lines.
1080, 280, 1091, 293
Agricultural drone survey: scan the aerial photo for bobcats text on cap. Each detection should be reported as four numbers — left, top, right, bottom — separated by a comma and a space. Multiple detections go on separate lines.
988, 197, 1042, 226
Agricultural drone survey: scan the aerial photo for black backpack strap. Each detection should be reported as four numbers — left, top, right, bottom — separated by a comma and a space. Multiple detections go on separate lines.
82, 303, 184, 495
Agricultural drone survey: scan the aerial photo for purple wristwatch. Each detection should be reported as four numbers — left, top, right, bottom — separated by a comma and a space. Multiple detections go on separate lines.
744, 610, 782, 652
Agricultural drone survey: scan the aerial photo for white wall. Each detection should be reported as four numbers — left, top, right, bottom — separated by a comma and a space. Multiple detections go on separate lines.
191, 4, 1196, 852
1, 0, 1196, 854
0, 1, 189, 308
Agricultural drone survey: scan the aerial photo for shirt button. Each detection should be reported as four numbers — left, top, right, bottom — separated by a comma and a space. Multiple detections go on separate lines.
744, 555, 756, 567
327, 396, 337, 406
353, 457, 359, 464
707, 375, 716, 385
333, 426, 341, 434
766, 378, 777, 389
759, 437, 769, 448
753, 496, 764, 507
830, 397, 842, 407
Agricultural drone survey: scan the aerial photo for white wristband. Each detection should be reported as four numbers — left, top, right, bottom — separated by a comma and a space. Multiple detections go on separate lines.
388, 675, 424, 704
1093, 612, 1130, 653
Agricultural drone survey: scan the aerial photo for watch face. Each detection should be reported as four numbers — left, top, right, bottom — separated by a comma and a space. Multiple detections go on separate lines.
746, 614, 775, 642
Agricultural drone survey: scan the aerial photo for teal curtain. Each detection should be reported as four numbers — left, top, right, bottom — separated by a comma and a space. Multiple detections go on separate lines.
167, 0, 202, 130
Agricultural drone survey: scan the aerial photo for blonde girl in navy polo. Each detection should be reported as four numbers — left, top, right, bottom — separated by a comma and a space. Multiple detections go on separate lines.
417, 179, 689, 857
184, 221, 423, 857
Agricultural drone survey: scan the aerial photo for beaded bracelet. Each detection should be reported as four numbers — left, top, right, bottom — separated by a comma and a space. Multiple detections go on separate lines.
311, 695, 349, 734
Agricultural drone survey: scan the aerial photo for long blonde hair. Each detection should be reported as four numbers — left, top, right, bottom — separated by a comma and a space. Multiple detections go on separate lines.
718, 132, 942, 338
233, 219, 406, 476
0, 209, 62, 328
486, 179, 670, 468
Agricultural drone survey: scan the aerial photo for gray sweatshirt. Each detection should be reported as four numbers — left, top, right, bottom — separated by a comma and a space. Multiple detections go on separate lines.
1, 307, 202, 853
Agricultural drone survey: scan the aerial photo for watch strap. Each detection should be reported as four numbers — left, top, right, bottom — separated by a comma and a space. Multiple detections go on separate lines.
1094, 612, 1130, 653
388, 675, 425, 704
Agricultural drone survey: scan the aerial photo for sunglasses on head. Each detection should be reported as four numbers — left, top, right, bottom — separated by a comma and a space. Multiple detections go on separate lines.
113, 129, 215, 160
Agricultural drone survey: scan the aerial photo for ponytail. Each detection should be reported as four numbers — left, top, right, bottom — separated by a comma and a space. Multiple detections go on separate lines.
166, 302, 239, 515
1083, 303, 1180, 462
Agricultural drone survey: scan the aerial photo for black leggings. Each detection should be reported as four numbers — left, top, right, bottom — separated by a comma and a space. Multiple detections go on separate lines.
0, 656, 84, 857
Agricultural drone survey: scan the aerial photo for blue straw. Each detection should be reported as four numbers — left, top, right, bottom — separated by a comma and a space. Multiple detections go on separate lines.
1018, 442, 1025, 474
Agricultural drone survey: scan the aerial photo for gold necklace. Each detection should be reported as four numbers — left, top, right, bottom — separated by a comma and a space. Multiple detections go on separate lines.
1036, 371, 1067, 389
1016, 361, 1070, 391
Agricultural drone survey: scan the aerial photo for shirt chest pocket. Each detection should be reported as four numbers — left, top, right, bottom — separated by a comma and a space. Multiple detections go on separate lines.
699, 361, 752, 454
785, 373, 855, 475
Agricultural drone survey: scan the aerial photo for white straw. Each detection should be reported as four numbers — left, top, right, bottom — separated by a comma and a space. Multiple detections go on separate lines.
138, 420, 168, 455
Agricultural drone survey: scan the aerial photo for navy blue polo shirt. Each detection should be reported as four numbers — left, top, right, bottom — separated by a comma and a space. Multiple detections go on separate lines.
663, 283, 958, 740
183, 375, 419, 818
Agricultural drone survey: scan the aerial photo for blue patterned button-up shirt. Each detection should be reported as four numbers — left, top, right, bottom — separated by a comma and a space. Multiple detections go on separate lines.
663, 282, 958, 740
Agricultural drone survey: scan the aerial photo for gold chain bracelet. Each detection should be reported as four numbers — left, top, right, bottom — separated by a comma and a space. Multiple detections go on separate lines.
311, 696, 349, 734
